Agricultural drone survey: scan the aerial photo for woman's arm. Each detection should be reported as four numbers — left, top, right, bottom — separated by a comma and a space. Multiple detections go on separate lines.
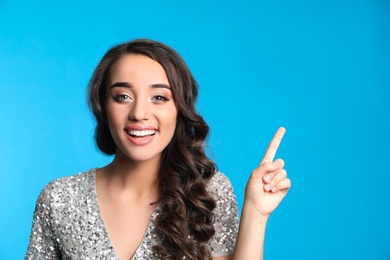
25, 185, 61, 259
212, 208, 268, 260
232, 127, 291, 260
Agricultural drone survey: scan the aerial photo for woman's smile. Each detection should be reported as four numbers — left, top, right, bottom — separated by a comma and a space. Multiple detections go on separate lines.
125, 125, 157, 146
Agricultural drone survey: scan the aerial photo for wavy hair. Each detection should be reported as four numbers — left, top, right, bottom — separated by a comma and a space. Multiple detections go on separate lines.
87, 39, 216, 259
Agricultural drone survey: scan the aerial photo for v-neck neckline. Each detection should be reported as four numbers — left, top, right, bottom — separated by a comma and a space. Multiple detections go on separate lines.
90, 168, 159, 260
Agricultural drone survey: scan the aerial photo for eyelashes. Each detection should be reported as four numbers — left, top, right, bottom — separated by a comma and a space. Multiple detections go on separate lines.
112, 94, 170, 103
113, 94, 132, 102
151, 95, 169, 103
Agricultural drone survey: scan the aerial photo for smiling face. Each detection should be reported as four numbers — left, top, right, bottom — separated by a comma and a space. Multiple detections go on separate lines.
105, 54, 178, 163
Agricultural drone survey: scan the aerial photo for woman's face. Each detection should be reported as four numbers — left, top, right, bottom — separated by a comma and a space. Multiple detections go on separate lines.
105, 54, 178, 163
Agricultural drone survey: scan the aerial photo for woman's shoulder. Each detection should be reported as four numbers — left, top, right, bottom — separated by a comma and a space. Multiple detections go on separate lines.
207, 171, 234, 191
207, 171, 236, 200
37, 169, 96, 205
43, 168, 95, 190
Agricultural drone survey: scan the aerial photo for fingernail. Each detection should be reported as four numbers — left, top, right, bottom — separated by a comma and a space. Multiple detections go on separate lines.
274, 161, 281, 167
264, 174, 270, 182
265, 184, 271, 191
271, 187, 277, 192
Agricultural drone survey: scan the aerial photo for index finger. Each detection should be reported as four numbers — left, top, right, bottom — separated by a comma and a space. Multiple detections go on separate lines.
260, 127, 286, 165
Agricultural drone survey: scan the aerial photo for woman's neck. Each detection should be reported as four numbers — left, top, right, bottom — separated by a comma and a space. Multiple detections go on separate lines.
98, 151, 160, 202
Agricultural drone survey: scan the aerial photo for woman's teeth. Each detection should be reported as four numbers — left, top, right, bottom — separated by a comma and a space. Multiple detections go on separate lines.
127, 130, 156, 137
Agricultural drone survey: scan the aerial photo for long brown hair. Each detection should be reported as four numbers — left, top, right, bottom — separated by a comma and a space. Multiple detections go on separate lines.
88, 39, 216, 259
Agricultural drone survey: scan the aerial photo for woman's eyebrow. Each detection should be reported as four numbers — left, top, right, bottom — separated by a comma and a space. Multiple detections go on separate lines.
110, 82, 170, 89
150, 83, 171, 90
110, 82, 132, 89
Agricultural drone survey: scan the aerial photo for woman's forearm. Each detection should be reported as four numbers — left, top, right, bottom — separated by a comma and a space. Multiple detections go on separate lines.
232, 203, 269, 260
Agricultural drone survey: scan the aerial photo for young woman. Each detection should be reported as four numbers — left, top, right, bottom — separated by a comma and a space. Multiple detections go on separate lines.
25, 39, 290, 260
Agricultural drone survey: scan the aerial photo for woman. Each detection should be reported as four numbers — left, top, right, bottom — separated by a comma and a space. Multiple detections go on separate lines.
25, 39, 290, 260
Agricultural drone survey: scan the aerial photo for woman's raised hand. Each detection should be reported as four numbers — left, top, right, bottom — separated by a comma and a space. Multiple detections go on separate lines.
244, 127, 291, 217
231, 127, 291, 259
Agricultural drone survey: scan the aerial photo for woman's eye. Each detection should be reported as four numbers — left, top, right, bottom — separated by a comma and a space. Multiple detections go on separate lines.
151, 95, 169, 102
113, 94, 131, 102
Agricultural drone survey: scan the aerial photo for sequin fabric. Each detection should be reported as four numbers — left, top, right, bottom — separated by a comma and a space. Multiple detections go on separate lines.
25, 169, 239, 259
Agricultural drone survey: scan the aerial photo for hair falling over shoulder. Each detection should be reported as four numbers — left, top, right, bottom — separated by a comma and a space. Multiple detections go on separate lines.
155, 103, 217, 260
88, 39, 217, 259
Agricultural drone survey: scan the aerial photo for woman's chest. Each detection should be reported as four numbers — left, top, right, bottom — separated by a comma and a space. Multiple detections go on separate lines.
50, 191, 160, 259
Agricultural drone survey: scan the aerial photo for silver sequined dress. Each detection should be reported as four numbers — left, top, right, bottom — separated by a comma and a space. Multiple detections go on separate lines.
25, 169, 239, 259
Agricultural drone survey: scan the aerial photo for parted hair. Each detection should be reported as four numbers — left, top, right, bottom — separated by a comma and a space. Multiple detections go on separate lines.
87, 39, 217, 259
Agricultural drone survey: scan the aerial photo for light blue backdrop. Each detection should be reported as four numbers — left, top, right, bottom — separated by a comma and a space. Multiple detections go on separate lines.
1, 0, 389, 259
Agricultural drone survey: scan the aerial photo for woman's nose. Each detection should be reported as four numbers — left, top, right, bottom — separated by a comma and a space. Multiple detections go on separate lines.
128, 99, 151, 121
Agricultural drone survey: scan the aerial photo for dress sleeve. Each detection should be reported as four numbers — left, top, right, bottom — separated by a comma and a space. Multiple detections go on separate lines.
207, 172, 239, 258
25, 184, 61, 260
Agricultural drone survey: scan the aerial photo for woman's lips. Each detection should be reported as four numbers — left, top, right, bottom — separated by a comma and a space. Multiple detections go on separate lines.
127, 129, 156, 137
124, 127, 157, 146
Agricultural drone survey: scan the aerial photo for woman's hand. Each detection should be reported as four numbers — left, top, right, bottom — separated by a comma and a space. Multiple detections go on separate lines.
244, 127, 291, 217
233, 127, 291, 259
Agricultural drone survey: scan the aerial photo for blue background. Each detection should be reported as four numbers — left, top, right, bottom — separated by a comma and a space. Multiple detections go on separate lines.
1, 0, 389, 259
